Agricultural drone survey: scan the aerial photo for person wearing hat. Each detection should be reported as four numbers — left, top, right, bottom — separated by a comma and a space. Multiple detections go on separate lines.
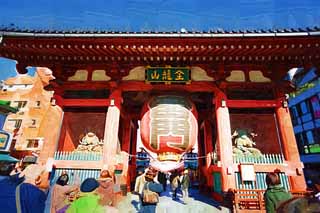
50, 173, 80, 213
67, 178, 104, 213
0, 161, 23, 212
180, 169, 190, 203
141, 169, 163, 213
96, 170, 119, 213
15, 164, 50, 213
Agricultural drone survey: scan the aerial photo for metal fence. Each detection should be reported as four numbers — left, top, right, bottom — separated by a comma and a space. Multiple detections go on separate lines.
233, 153, 285, 164
235, 172, 290, 191
51, 168, 101, 185
54, 151, 102, 161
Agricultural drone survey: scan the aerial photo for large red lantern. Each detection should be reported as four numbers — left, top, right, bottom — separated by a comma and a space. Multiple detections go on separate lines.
140, 96, 198, 171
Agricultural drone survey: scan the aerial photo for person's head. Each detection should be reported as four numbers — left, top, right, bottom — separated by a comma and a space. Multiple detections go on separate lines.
0, 162, 15, 176
266, 172, 281, 186
145, 169, 156, 182
80, 178, 99, 193
98, 170, 113, 187
20, 164, 49, 190
56, 173, 69, 186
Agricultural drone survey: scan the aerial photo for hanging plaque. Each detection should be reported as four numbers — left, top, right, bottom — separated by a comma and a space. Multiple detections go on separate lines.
146, 67, 190, 83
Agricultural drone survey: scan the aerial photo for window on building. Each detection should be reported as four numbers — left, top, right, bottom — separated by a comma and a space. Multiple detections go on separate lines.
35, 101, 41, 107
306, 131, 315, 144
296, 104, 303, 117
26, 139, 39, 149
300, 101, 311, 114
309, 128, 320, 154
30, 119, 36, 126
310, 96, 320, 119
299, 129, 320, 154
12, 101, 27, 109
290, 106, 299, 126
7, 119, 22, 129
295, 133, 306, 154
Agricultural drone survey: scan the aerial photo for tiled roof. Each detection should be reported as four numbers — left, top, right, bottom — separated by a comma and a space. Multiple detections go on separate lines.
1, 27, 320, 38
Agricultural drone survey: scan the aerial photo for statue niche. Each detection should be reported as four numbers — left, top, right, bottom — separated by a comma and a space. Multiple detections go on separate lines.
76, 132, 104, 152
232, 128, 262, 158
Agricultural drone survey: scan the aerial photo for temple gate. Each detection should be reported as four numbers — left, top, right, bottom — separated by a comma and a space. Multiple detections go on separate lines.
1, 28, 319, 206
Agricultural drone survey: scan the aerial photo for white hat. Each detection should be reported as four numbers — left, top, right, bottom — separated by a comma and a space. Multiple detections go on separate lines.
19, 164, 46, 181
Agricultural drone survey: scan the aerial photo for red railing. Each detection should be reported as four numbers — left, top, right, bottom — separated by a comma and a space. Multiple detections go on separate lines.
233, 189, 313, 212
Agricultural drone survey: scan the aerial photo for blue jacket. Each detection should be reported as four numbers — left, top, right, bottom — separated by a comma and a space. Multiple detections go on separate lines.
0, 176, 47, 213
0, 176, 19, 212
141, 181, 163, 213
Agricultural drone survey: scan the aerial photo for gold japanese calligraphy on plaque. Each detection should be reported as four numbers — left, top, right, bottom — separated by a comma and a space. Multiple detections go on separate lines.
146, 67, 190, 83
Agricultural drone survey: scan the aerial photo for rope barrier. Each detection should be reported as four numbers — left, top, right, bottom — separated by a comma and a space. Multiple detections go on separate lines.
125, 152, 207, 160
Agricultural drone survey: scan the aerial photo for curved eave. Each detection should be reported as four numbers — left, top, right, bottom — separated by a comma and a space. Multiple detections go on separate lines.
1, 30, 320, 38
0, 29, 320, 76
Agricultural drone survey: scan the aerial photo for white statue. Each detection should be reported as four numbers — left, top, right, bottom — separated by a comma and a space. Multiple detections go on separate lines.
76, 132, 103, 152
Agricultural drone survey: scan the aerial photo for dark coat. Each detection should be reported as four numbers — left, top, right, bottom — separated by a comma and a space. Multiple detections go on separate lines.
264, 185, 292, 213
157, 172, 166, 185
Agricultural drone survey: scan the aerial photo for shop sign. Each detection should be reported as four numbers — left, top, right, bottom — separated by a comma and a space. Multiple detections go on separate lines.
0, 130, 12, 152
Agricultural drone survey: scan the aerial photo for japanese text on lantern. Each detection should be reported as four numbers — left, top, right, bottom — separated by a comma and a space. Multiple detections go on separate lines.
146, 67, 190, 83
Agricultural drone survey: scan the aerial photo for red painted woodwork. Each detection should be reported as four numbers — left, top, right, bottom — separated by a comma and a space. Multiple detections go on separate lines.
1, 36, 320, 71
276, 105, 306, 190
227, 100, 279, 108
62, 99, 110, 107
215, 92, 236, 191
0, 30, 312, 194
59, 111, 106, 151
229, 113, 281, 154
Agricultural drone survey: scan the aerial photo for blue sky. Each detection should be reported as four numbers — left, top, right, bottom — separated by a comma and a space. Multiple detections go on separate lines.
1, 0, 319, 31
0, 58, 36, 80
0, 0, 319, 79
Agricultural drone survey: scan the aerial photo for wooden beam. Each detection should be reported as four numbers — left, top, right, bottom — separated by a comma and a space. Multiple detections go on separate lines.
227, 100, 279, 108
118, 81, 218, 92
54, 160, 103, 169
62, 99, 110, 107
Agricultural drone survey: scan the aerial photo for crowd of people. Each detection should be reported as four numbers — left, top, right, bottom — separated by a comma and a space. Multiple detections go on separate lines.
0, 161, 122, 213
133, 167, 191, 212
0, 160, 319, 213
0, 160, 191, 213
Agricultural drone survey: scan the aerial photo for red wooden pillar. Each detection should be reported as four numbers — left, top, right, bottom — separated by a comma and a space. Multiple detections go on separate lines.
276, 101, 306, 190
203, 120, 214, 189
121, 118, 132, 190
121, 118, 131, 153
204, 120, 214, 167
53, 93, 64, 107
215, 92, 235, 192
102, 89, 122, 171
130, 120, 138, 179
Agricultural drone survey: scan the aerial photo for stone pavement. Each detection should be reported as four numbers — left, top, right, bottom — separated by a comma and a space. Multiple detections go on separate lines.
117, 186, 230, 213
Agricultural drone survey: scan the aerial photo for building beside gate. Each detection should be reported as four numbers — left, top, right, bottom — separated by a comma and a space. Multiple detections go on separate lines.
288, 68, 320, 186
0, 68, 62, 159
0, 100, 18, 162
0, 27, 319, 207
